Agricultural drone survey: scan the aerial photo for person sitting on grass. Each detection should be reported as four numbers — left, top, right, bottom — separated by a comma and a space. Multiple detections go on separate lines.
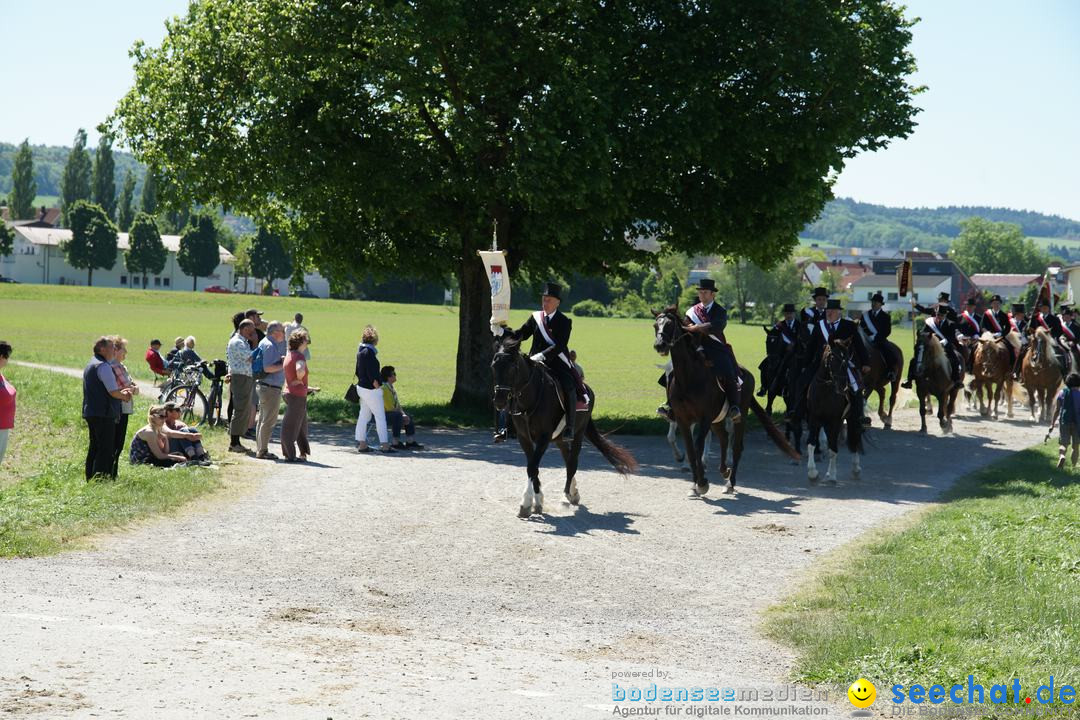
162, 401, 212, 464
129, 405, 188, 468
380, 366, 424, 450
1054, 373, 1080, 469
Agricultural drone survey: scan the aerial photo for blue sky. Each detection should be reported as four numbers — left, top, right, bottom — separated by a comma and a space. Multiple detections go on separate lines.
1, 0, 1077, 220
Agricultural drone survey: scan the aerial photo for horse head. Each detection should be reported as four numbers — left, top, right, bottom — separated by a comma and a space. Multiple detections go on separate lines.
652, 305, 686, 355
491, 335, 527, 411
824, 337, 854, 392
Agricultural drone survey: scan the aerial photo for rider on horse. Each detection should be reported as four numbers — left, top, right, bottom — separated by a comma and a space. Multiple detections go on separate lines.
858, 292, 899, 382
801, 287, 829, 333
1060, 305, 1080, 369
980, 293, 1017, 369
1009, 302, 1029, 379
492, 281, 582, 440
686, 278, 742, 423
791, 298, 870, 420
757, 302, 799, 398
901, 294, 965, 391
1031, 298, 1073, 370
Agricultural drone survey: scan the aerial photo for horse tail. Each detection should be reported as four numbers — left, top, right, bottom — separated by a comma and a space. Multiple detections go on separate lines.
584, 418, 638, 475
749, 395, 801, 460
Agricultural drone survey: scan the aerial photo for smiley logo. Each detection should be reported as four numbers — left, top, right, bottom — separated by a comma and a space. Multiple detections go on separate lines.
848, 678, 876, 708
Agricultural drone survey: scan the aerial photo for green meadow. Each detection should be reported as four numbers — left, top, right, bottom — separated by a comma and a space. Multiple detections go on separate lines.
0, 284, 778, 428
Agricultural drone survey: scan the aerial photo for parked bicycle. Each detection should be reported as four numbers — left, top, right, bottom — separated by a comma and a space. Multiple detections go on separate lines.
163, 359, 228, 427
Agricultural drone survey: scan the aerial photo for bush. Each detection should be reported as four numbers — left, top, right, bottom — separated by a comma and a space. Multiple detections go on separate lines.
571, 299, 610, 317
611, 293, 652, 318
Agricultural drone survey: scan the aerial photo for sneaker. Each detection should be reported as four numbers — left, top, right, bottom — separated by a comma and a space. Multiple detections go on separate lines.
228, 444, 247, 454
405, 441, 425, 450
256, 451, 278, 460
493, 430, 507, 444
391, 442, 407, 450
1057, 456, 1066, 470
356, 444, 374, 453
378, 445, 397, 454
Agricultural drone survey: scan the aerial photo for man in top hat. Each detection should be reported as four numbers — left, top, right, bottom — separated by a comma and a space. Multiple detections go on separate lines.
858, 292, 898, 381
493, 281, 582, 440
757, 302, 799, 398
685, 278, 742, 422
914, 291, 956, 320
1059, 305, 1080, 368
956, 296, 981, 340
1008, 303, 1029, 379
980, 293, 1019, 368
801, 287, 829, 331
789, 298, 870, 420
901, 302, 964, 390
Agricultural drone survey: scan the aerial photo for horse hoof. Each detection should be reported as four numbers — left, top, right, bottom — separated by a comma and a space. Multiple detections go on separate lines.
723, 468, 733, 481
532, 504, 543, 516
565, 492, 580, 506
808, 472, 819, 483
824, 477, 838, 486
517, 506, 531, 518
851, 471, 861, 482
722, 484, 735, 495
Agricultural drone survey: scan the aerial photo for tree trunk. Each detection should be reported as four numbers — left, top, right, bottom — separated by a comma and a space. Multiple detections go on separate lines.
450, 249, 494, 410
87, 268, 93, 287
193, 275, 198, 292
143, 272, 148, 289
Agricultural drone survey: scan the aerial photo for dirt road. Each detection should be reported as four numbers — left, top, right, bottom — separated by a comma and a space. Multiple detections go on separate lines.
0, 401, 1046, 718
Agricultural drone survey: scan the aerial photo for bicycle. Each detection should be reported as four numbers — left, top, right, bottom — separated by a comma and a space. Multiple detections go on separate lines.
163, 360, 226, 427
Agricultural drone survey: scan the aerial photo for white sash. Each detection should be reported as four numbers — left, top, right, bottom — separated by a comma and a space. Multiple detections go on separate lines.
532, 311, 573, 368
779, 320, 794, 345
687, 304, 722, 344
983, 309, 1002, 334
862, 310, 879, 338
925, 317, 948, 345
820, 321, 832, 343
1062, 322, 1076, 343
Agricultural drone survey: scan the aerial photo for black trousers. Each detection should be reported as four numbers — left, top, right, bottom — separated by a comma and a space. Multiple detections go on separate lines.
111, 413, 131, 479
702, 342, 741, 408
86, 416, 118, 480
872, 340, 899, 372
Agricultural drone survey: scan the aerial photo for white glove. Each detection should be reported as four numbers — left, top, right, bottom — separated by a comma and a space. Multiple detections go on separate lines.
941, 338, 949, 346
530, 353, 545, 362
490, 322, 504, 336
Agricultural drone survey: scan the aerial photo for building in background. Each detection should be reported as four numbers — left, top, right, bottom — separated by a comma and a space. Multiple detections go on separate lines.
848, 258, 977, 316
969, 274, 1041, 302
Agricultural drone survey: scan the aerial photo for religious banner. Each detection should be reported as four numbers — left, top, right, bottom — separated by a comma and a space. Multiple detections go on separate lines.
896, 259, 912, 297
1037, 273, 1053, 312
479, 250, 511, 327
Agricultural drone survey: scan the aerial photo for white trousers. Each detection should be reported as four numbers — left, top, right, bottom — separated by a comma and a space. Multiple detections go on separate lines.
355, 385, 388, 444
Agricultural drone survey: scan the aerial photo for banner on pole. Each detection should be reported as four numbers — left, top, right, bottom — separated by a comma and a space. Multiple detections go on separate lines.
896, 259, 912, 297
1037, 273, 1053, 312
479, 250, 511, 326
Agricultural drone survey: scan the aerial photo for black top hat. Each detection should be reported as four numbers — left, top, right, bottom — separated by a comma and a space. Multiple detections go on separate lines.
540, 281, 562, 300
812, 287, 829, 299
938, 292, 950, 302
781, 303, 796, 313
697, 278, 717, 292
936, 302, 951, 314
825, 299, 842, 310
965, 296, 976, 306
1062, 305, 1074, 314
870, 292, 885, 304
1012, 303, 1026, 313
990, 294, 1003, 303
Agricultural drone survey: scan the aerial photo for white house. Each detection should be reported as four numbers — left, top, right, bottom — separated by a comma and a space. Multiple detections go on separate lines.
848, 273, 951, 315
2, 224, 234, 291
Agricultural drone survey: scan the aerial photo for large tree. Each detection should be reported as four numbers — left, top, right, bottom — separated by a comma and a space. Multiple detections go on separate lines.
59, 129, 92, 227
0, 223, 13, 260
249, 226, 294, 292
126, 212, 168, 288
140, 170, 158, 215
176, 212, 220, 291
117, 170, 137, 231
949, 217, 1049, 276
91, 134, 117, 219
64, 200, 118, 286
9, 139, 37, 220
112, 0, 921, 408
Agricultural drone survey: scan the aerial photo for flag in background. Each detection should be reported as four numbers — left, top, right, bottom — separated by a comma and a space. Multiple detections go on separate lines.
1037, 273, 1053, 312
896, 259, 912, 297
479, 250, 511, 326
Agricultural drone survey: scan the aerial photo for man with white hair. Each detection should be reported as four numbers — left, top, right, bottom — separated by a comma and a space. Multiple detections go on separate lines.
255, 321, 287, 459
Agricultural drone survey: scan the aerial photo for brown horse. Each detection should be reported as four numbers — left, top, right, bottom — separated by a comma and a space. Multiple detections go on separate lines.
971, 331, 1016, 419
652, 307, 799, 496
856, 326, 903, 428
915, 334, 961, 434
1022, 327, 1063, 423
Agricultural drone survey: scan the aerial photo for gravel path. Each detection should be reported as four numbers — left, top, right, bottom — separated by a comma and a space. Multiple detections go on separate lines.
0, 382, 1047, 719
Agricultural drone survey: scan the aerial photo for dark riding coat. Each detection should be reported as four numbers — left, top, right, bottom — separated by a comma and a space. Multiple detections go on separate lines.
513, 311, 572, 366
805, 317, 870, 368
774, 317, 799, 348
956, 310, 981, 338
980, 308, 1011, 337
1033, 311, 1063, 338
859, 308, 892, 343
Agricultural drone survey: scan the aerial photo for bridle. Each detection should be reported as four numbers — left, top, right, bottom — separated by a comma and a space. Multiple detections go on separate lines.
654, 311, 694, 353
492, 347, 542, 415
822, 341, 853, 393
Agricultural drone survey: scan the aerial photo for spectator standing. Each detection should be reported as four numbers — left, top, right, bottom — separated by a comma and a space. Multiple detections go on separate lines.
284, 313, 311, 360
83, 337, 133, 480
244, 308, 266, 437
109, 336, 140, 478
1054, 373, 1080, 469
354, 325, 393, 453
380, 366, 423, 449
281, 330, 317, 461
226, 319, 257, 453
145, 339, 169, 379
129, 406, 187, 467
0, 341, 14, 466
255, 321, 287, 459
246, 308, 266, 342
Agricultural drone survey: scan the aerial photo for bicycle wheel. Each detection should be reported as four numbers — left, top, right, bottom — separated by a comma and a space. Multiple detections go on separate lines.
166, 385, 209, 427
206, 383, 225, 427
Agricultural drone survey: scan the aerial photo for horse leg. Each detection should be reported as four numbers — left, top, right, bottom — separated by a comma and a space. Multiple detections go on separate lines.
516, 434, 537, 518
667, 421, 686, 467
918, 390, 928, 434
725, 423, 744, 494
806, 418, 820, 483
692, 422, 711, 495
851, 447, 862, 481
555, 440, 581, 506
824, 423, 839, 485
524, 437, 549, 516
680, 422, 707, 496
1005, 379, 1014, 418
715, 423, 729, 479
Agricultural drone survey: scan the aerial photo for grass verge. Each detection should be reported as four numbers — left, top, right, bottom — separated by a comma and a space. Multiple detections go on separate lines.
0, 365, 237, 557
765, 442, 1080, 715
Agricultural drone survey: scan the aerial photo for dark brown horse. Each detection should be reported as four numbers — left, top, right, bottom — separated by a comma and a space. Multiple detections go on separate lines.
855, 326, 903, 428
652, 307, 798, 496
805, 338, 864, 484
492, 336, 637, 517
915, 334, 960, 434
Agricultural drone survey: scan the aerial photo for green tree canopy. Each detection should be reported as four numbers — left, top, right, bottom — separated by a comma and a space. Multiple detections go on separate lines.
91, 134, 117, 219
949, 217, 1050, 276
9, 139, 37, 220
59, 129, 92, 227
177, 212, 220, 290
0, 223, 13, 259
117, 170, 137, 232
64, 200, 118, 286
112, 0, 922, 407
126, 212, 167, 288
140, 170, 157, 215
249, 226, 293, 288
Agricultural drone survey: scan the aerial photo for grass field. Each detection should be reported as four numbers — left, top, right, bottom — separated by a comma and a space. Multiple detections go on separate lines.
0, 284, 779, 429
765, 442, 1080, 714
0, 364, 236, 557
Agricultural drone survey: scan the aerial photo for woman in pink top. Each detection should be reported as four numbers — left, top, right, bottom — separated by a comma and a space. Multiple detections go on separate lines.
281, 330, 319, 462
0, 341, 14, 465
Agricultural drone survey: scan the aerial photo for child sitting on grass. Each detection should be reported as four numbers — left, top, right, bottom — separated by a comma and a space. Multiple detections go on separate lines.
1054, 373, 1080, 469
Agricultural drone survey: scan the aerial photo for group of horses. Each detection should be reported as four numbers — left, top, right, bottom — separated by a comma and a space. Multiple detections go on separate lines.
489, 310, 1070, 517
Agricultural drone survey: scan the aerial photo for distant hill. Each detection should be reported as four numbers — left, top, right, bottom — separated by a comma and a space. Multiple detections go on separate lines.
801, 197, 1080, 259
0, 140, 147, 203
